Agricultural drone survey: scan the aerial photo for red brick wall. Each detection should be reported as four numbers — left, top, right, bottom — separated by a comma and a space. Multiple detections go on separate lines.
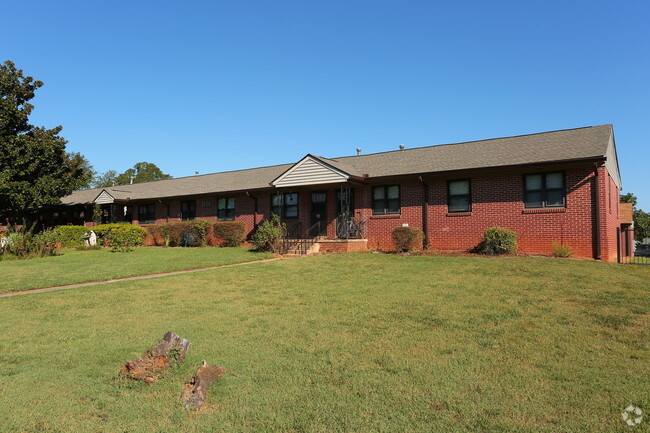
598, 167, 621, 262
354, 182, 425, 251
350, 165, 618, 261
124, 163, 619, 262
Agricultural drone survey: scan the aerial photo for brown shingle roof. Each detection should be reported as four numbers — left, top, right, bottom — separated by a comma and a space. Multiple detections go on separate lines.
324, 124, 613, 177
61, 124, 613, 205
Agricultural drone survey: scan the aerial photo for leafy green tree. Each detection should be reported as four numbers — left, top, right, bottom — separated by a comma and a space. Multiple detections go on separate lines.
634, 209, 649, 241
620, 192, 648, 241
92, 169, 119, 188
114, 162, 172, 185
620, 192, 637, 207
0, 60, 94, 218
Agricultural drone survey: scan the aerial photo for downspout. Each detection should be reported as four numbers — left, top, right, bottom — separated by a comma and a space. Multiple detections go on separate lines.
419, 176, 429, 249
159, 199, 170, 223
246, 192, 259, 229
593, 163, 601, 260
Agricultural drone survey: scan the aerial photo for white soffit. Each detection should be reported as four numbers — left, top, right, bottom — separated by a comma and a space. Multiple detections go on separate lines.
272, 155, 349, 187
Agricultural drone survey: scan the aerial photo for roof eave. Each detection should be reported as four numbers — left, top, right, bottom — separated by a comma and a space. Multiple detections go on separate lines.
364, 156, 607, 182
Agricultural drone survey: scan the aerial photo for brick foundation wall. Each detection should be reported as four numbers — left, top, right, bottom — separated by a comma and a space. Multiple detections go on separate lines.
318, 239, 368, 253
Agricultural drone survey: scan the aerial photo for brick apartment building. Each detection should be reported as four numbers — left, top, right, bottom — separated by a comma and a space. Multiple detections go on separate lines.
52, 124, 622, 261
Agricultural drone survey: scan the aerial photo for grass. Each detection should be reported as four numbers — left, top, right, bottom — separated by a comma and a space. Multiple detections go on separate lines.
0, 247, 275, 293
0, 254, 648, 432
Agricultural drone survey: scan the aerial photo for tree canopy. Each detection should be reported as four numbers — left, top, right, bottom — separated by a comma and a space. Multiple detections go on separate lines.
620, 192, 648, 241
620, 192, 637, 207
0, 60, 94, 217
93, 162, 172, 187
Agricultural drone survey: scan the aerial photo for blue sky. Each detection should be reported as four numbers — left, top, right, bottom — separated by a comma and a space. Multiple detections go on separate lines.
2, 0, 649, 208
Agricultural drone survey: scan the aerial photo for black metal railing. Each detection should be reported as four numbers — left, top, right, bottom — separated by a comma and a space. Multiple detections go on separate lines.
618, 227, 649, 265
281, 221, 321, 255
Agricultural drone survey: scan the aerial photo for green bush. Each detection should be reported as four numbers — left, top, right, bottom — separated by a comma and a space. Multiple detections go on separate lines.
0, 223, 59, 260
162, 220, 211, 247
392, 226, 424, 252
478, 227, 518, 255
76, 244, 103, 251
93, 223, 147, 246
107, 230, 134, 253
213, 221, 246, 247
551, 241, 572, 258
251, 214, 285, 253
55, 225, 89, 248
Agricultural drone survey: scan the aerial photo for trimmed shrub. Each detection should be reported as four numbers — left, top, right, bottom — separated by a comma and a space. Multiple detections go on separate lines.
392, 226, 424, 252
478, 227, 518, 255
162, 220, 211, 247
213, 221, 246, 247
108, 230, 134, 253
251, 214, 285, 252
551, 241, 572, 258
93, 223, 147, 247
76, 244, 103, 251
144, 224, 166, 246
56, 225, 89, 248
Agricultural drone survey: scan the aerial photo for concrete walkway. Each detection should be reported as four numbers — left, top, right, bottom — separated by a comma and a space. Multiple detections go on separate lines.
0, 257, 284, 298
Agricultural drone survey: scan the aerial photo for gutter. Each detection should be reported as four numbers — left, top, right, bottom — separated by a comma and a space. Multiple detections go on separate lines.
419, 176, 429, 249
158, 199, 170, 222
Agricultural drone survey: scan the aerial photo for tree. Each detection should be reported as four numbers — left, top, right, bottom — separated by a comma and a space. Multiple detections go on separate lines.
635, 209, 650, 241
115, 162, 172, 185
92, 169, 119, 188
93, 162, 172, 187
0, 60, 94, 218
620, 192, 637, 207
620, 192, 648, 241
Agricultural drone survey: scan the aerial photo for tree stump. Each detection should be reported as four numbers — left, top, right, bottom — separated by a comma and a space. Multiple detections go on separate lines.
120, 331, 191, 384
180, 360, 224, 411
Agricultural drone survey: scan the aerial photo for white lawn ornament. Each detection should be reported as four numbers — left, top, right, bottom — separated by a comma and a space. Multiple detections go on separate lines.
89, 230, 97, 246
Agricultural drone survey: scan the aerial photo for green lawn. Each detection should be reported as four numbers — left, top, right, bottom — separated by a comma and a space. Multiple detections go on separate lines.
0, 247, 275, 293
0, 254, 648, 432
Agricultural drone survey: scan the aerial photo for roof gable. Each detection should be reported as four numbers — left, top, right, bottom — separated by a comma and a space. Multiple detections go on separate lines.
93, 190, 115, 204
604, 130, 622, 189
272, 155, 350, 188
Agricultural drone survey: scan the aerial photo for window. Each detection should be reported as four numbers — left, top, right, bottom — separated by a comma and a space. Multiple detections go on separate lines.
448, 179, 471, 212
372, 185, 400, 215
271, 192, 299, 218
181, 200, 196, 221
524, 172, 565, 208
218, 197, 235, 221
138, 203, 156, 223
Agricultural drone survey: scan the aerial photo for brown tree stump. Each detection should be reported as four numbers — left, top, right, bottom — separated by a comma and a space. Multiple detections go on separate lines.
120, 331, 191, 384
180, 360, 224, 411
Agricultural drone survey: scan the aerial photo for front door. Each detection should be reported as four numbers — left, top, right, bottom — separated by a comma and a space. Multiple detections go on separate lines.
310, 192, 328, 236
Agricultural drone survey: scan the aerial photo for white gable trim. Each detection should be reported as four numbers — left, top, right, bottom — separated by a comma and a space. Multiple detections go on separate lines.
272, 155, 350, 187
93, 189, 115, 204
604, 132, 622, 190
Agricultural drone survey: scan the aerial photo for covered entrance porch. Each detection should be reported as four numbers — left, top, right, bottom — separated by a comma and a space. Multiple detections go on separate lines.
270, 155, 368, 255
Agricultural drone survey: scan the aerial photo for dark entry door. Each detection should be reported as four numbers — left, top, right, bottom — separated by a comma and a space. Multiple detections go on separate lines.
310, 192, 328, 236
